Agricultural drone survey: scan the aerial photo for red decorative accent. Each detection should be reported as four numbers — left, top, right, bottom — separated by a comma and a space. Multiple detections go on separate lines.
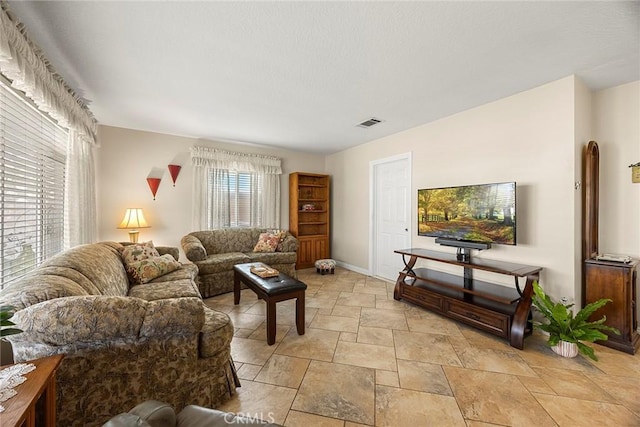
168, 164, 182, 187
147, 177, 161, 200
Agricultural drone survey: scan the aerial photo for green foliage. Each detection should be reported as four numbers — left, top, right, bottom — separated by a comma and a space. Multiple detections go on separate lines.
531, 282, 619, 361
0, 305, 22, 338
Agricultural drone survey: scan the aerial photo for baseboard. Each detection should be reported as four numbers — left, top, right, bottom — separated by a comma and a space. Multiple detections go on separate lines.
335, 260, 370, 276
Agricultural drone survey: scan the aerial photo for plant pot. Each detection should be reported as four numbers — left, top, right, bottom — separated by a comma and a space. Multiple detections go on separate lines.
551, 340, 579, 358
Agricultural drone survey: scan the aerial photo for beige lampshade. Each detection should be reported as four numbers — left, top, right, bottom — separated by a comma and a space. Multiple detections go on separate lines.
117, 208, 150, 242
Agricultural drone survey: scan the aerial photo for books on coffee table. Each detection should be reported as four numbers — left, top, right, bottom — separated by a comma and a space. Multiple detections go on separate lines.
250, 264, 280, 278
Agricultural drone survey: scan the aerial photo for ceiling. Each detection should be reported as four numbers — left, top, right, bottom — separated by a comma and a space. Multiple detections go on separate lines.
7, 1, 639, 155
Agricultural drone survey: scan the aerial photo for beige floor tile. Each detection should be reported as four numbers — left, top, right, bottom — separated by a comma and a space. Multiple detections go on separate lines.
407, 314, 464, 337
397, 359, 452, 396
394, 330, 462, 366
376, 385, 466, 427
307, 296, 339, 309
359, 307, 408, 330
335, 292, 377, 308
357, 326, 394, 347
376, 370, 399, 387
207, 269, 640, 427
444, 366, 557, 426
374, 299, 406, 311
590, 372, 640, 416
533, 393, 640, 426
532, 366, 617, 402
331, 305, 362, 318
247, 322, 291, 343
217, 380, 297, 425
310, 314, 359, 333
226, 311, 267, 330
457, 326, 518, 352
292, 360, 375, 425
518, 375, 556, 394
456, 347, 537, 376
321, 281, 355, 293
234, 328, 254, 338
275, 328, 340, 361
340, 332, 357, 342
284, 410, 345, 427
584, 349, 640, 378
231, 337, 276, 365
237, 363, 262, 380
333, 341, 397, 371
254, 354, 310, 388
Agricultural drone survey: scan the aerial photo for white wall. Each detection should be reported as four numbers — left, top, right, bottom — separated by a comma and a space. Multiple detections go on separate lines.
327, 76, 579, 299
592, 81, 640, 258
96, 126, 326, 257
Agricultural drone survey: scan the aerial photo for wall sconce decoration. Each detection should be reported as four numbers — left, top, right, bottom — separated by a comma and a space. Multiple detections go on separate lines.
146, 167, 164, 200
630, 162, 640, 184
147, 177, 161, 200
117, 208, 150, 243
168, 164, 182, 186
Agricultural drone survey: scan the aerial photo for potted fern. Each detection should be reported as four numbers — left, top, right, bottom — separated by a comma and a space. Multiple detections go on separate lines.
531, 281, 619, 361
0, 305, 22, 338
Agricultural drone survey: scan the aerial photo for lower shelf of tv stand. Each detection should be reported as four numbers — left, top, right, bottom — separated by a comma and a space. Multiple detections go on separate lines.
395, 270, 532, 347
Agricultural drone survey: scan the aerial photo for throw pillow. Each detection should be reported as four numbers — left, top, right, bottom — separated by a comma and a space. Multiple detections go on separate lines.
253, 231, 284, 253
127, 254, 181, 285
121, 241, 159, 265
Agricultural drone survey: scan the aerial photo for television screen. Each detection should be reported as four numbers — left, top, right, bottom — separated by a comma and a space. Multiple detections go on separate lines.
418, 182, 516, 245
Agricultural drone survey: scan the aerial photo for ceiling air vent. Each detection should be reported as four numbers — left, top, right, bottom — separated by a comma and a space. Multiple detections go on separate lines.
356, 117, 384, 128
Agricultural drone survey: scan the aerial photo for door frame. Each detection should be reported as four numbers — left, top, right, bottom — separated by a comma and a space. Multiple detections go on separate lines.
369, 152, 412, 279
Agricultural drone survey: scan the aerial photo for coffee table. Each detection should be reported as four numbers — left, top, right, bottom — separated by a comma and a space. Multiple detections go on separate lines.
233, 263, 307, 345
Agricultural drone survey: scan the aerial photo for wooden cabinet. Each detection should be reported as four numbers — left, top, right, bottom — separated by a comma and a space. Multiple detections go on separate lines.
584, 259, 639, 354
0, 354, 64, 427
289, 173, 330, 269
393, 248, 542, 349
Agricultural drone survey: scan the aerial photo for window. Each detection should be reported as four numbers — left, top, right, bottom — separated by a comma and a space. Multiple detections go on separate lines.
206, 170, 263, 228
0, 78, 67, 289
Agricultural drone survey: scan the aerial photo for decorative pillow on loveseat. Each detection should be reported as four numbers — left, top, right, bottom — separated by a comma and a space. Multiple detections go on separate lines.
127, 254, 181, 284
253, 231, 285, 253
121, 241, 159, 264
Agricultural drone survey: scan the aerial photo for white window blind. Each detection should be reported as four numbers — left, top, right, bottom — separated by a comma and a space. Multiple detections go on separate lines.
1, 78, 67, 289
207, 170, 263, 228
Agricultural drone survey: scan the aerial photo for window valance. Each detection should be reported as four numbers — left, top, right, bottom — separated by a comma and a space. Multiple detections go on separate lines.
0, 3, 97, 145
190, 146, 282, 175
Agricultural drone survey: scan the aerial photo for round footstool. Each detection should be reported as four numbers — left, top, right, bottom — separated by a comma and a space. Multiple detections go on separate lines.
314, 259, 336, 275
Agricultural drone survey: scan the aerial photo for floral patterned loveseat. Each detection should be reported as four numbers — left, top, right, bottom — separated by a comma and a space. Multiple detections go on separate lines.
0, 241, 239, 427
181, 228, 298, 298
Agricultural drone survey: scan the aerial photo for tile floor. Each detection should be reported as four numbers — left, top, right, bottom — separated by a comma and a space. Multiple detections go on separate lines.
207, 267, 640, 426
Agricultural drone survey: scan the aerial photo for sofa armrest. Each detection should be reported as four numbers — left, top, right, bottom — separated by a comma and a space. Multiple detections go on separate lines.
9, 296, 204, 346
278, 233, 298, 253
155, 246, 180, 261
181, 235, 207, 262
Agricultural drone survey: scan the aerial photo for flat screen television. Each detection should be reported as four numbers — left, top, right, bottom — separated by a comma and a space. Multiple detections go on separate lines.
418, 182, 516, 246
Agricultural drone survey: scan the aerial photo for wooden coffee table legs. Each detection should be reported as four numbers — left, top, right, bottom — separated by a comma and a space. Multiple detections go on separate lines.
264, 290, 305, 344
234, 270, 306, 345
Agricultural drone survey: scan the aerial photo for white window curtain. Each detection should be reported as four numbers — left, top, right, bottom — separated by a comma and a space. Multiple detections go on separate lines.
191, 146, 282, 230
0, 4, 98, 249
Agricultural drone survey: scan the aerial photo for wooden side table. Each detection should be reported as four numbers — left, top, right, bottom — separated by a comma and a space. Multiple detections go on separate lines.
0, 354, 64, 427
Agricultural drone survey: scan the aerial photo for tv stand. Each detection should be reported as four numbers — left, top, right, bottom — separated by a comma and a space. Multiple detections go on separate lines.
393, 248, 542, 349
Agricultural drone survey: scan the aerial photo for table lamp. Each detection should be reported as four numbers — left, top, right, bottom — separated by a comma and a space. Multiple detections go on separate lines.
117, 208, 150, 243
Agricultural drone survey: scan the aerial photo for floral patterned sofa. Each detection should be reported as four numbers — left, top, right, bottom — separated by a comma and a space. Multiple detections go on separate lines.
181, 228, 298, 298
0, 241, 239, 427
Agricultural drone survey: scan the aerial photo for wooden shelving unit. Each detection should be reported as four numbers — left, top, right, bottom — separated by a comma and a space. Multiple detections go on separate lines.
289, 172, 330, 269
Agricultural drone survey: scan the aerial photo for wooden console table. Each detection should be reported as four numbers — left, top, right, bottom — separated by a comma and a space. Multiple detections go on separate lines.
0, 354, 63, 427
393, 248, 542, 349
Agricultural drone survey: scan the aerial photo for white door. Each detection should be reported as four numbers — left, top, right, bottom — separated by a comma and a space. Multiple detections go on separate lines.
370, 153, 411, 281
